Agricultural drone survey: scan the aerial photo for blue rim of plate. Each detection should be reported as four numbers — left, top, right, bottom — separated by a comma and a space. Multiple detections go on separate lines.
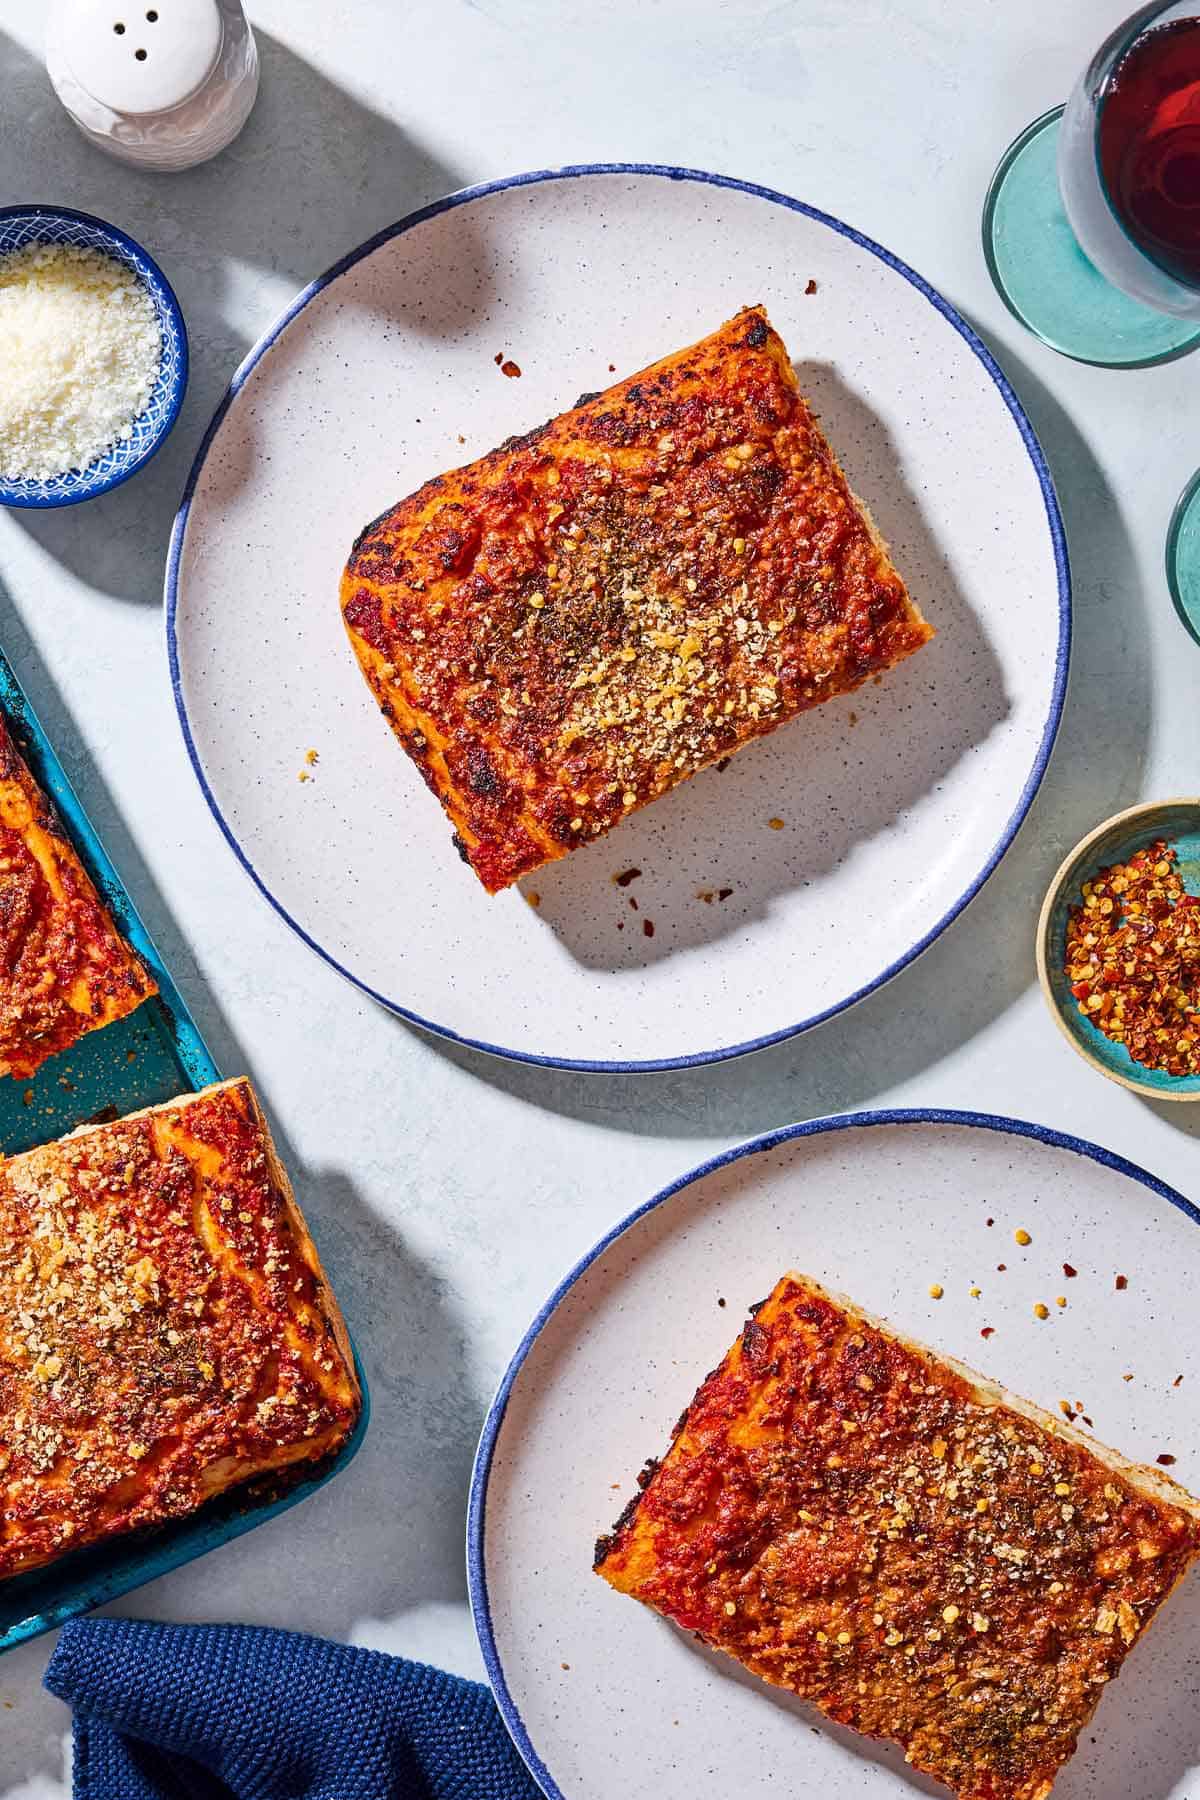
465, 1106, 1195, 1800
0, 204, 189, 509
165, 163, 1072, 1074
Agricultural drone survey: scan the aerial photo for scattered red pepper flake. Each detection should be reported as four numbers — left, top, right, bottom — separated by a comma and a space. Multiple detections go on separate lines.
643, 919, 655, 938
805, 278, 818, 295
768, 816, 785, 831
1062, 1262, 1077, 1278
986, 1218, 994, 1227
718, 1296, 727, 1308
1064, 841, 1200, 1077
980, 1327, 995, 1339
1157, 1453, 1177, 1466
613, 867, 642, 887
717, 887, 734, 902
1115, 1274, 1128, 1291
996, 1264, 1007, 1272
493, 352, 503, 365
1173, 1374, 1184, 1387
500, 359, 522, 379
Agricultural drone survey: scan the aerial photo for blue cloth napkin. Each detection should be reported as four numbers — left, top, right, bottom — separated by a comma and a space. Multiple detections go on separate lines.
45, 1617, 542, 1800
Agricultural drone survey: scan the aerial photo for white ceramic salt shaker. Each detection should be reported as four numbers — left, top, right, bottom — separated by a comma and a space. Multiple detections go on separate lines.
46, 0, 259, 171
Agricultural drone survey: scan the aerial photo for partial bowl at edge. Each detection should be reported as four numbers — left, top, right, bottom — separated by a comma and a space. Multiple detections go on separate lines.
1037, 797, 1200, 1101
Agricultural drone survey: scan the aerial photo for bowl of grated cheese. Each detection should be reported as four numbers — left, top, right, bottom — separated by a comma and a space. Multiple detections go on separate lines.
0, 205, 187, 508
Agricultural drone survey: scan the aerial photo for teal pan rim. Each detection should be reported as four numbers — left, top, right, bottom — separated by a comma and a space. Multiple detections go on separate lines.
0, 644, 217, 1131
0, 644, 369, 1654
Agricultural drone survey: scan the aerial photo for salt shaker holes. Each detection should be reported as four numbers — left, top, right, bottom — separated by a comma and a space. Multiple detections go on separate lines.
48, 0, 260, 171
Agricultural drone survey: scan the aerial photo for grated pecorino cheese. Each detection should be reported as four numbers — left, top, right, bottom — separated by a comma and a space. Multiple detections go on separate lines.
0, 242, 162, 481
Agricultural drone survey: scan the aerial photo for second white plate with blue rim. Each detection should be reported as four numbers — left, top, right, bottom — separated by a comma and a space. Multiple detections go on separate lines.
468, 1109, 1199, 1800
168, 165, 1069, 1070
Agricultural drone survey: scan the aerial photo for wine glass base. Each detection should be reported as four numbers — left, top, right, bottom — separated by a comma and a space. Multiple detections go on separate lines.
983, 107, 1200, 369
1167, 471, 1200, 647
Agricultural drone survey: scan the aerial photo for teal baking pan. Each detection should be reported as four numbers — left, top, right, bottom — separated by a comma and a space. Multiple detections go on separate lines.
0, 645, 368, 1653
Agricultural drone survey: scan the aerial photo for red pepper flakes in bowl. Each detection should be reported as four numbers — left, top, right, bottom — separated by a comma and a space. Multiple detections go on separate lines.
1064, 840, 1200, 1078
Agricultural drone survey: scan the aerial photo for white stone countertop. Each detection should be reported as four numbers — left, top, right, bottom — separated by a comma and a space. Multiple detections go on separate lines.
1, 0, 1198, 1790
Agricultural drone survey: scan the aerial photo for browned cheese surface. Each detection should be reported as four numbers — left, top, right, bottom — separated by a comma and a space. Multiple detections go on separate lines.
341, 306, 932, 891
595, 1274, 1200, 1800
0, 1078, 360, 1582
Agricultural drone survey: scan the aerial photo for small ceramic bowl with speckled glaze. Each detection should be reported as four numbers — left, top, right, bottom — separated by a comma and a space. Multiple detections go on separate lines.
167, 165, 1070, 1069
1037, 798, 1200, 1101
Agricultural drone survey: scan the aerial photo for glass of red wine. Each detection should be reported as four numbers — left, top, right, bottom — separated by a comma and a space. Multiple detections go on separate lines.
983, 2, 1200, 639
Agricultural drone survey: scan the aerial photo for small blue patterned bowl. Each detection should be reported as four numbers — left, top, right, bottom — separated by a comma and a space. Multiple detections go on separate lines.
1037, 798, 1200, 1101
0, 205, 188, 509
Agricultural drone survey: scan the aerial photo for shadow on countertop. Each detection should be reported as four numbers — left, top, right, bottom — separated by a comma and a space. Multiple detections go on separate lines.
0, 26, 466, 605
1141, 1093, 1200, 1138
416, 330, 1155, 1138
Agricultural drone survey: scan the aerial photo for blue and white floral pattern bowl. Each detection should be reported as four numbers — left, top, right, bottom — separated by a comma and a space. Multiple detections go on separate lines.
168, 166, 1068, 1070
0, 205, 188, 509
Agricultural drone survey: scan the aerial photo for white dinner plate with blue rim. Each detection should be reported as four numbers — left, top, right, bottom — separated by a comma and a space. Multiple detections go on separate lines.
468, 1110, 1200, 1800
167, 166, 1069, 1070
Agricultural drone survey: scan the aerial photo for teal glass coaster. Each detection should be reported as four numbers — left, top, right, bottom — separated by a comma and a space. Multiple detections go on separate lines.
1167, 469, 1200, 646
983, 107, 1200, 368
